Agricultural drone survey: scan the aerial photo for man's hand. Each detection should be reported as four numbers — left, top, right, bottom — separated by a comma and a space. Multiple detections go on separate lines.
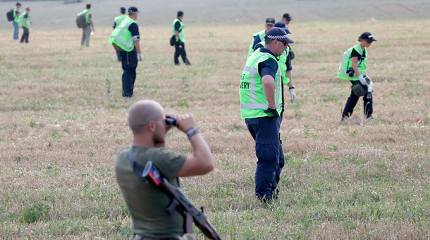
176, 114, 196, 133
289, 87, 296, 103
138, 53, 144, 61
264, 108, 279, 119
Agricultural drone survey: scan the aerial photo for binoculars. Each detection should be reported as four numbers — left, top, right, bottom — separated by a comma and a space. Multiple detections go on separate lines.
165, 117, 177, 126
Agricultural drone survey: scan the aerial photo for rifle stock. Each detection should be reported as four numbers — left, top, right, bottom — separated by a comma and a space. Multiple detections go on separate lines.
142, 161, 222, 240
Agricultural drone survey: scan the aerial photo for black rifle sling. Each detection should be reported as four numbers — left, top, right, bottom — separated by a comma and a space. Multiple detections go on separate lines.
127, 147, 194, 233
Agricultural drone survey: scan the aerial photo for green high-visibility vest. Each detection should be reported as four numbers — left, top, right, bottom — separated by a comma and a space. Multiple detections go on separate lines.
13, 8, 19, 22
172, 18, 185, 43
239, 49, 283, 119
279, 46, 291, 84
247, 30, 265, 57
254, 41, 291, 84
18, 12, 30, 29
82, 9, 91, 24
114, 14, 128, 29
337, 44, 367, 81
109, 17, 137, 52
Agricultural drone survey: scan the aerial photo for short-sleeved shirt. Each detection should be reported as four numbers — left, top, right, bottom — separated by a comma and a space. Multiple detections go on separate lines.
129, 22, 140, 41
174, 19, 182, 31
351, 48, 366, 59
258, 48, 278, 80
251, 35, 263, 51
115, 146, 186, 238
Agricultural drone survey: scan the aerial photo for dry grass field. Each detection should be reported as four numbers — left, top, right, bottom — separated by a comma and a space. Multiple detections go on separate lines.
0, 4, 429, 239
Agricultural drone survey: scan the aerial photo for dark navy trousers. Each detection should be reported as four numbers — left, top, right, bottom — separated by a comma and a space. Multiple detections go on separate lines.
119, 48, 138, 97
174, 41, 190, 65
342, 81, 373, 119
245, 116, 285, 200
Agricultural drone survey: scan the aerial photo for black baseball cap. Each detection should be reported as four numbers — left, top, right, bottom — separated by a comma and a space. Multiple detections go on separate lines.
359, 32, 377, 42
120, 7, 126, 13
128, 6, 140, 14
16, 2, 21, 6
274, 22, 291, 34
177, 11, 184, 17
282, 13, 292, 21
265, 27, 294, 44
265, 17, 275, 25
25, 7, 30, 10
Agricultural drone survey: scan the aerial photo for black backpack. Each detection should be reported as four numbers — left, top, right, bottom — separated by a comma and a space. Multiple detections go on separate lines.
76, 11, 90, 28
6, 9, 14, 22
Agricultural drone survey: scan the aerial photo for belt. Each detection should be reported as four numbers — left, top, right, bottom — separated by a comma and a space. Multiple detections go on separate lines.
133, 235, 179, 240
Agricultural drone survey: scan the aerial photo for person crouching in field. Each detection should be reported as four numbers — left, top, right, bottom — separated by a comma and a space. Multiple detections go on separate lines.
338, 32, 377, 120
115, 100, 214, 240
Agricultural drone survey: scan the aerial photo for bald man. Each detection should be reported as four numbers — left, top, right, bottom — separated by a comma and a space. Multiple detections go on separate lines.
115, 100, 214, 240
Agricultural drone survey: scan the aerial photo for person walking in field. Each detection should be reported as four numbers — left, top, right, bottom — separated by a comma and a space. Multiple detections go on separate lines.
112, 7, 128, 61
247, 17, 275, 58
239, 27, 294, 202
18, 7, 30, 43
281, 13, 292, 27
281, 12, 295, 67
12, 2, 21, 40
81, 3, 95, 47
338, 32, 377, 120
172, 11, 191, 65
115, 100, 214, 240
112, 6, 127, 29
253, 22, 296, 108
109, 6, 144, 98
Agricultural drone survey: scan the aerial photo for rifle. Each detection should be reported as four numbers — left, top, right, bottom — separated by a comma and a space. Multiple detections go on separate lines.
141, 161, 222, 240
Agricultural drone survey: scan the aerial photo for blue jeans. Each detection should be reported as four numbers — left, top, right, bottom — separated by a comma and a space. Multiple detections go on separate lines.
13, 22, 19, 40
245, 116, 285, 200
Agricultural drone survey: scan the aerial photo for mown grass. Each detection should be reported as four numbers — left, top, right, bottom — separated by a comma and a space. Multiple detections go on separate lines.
0, 18, 429, 239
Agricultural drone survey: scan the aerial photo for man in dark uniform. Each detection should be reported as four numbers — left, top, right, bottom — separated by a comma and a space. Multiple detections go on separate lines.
240, 27, 294, 202
172, 11, 191, 65
109, 6, 144, 98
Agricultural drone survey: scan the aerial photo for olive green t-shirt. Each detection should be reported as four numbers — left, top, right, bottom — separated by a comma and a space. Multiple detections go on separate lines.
115, 146, 187, 238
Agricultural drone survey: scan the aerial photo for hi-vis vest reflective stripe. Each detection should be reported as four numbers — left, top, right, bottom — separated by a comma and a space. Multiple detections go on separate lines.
239, 49, 282, 119
114, 15, 128, 28
247, 30, 265, 57
109, 17, 136, 52
172, 18, 185, 43
337, 44, 367, 81
18, 13, 30, 28
254, 40, 291, 84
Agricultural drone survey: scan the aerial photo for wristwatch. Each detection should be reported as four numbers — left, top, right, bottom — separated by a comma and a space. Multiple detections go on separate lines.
186, 127, 199, 139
